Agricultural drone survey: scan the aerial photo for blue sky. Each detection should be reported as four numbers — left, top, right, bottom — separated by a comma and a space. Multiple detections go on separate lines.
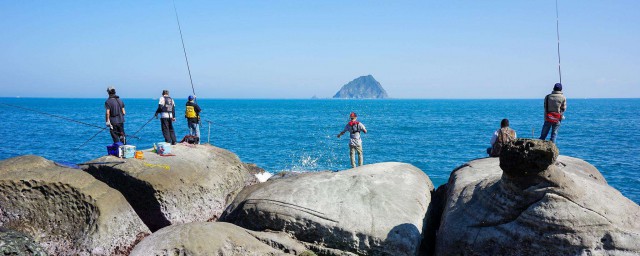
1, 1, 638, 98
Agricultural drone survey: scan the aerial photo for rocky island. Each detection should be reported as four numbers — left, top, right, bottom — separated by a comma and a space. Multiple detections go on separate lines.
333, 75, 389, 99
1, 139, 639, 255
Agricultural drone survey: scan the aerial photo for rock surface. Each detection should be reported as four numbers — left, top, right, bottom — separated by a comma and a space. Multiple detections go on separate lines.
223, 162, 434, 255
83, 143, 255, 231
0, 155, 150, 256
436, 139, 640, 255
333, 75, 389, 99
0, 227, 47, 256
130, 222, 309, 256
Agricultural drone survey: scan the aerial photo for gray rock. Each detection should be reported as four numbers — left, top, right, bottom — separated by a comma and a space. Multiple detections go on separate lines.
223, 162, 434, 255
435, 141, 640, 256
83, 144, 255, 231
0, 155, 150, 256
0, 228, 47, 256
333, 75, 389, 99
130, 222, 307, 256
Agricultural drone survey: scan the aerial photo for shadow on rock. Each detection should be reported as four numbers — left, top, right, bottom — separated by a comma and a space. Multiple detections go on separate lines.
384, 223, 422, 255
84, 164, 171, 232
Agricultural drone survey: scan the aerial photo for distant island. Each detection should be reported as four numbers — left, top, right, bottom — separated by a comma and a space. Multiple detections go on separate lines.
333, 75, 389, 99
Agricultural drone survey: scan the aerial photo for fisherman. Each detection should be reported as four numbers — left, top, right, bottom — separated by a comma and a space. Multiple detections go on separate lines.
337, 112, 368, 168
539, 83, 567, 143
104, 86, 126, 144
185, 95, 201, 143
155, 90, 177, 145
487, 118, 516, 157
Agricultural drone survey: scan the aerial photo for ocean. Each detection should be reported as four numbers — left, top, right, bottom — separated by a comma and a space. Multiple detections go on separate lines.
0, 98, 638, 204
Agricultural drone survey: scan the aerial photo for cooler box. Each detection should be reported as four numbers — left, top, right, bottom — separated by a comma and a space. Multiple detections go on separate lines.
107, 142, 124, 157
156, 142, 172, 155
121, 145, 136, 159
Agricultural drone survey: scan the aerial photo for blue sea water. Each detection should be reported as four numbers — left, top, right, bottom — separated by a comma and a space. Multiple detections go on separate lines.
0, 98, 638, 204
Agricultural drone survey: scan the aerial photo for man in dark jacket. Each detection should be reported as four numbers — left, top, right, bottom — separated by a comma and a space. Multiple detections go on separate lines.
539, 83, 567, 143
105, 86, 126, 144
155, 89, 177, 145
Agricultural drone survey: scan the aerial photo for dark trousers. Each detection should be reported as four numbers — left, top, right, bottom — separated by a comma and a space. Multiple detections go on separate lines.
109, 122, 126, 144
160, 118, 177, 144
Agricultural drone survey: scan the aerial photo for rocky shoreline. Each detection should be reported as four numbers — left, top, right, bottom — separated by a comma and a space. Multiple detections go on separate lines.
1, 140, 639, 255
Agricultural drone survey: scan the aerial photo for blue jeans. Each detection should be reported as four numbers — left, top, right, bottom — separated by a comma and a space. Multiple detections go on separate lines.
188, 122, 200, 142
539, 121, 561, 143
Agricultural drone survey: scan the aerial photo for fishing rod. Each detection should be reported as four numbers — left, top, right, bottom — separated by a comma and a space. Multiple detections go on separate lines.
75, 126, 141, 149
555, 0, 562, 84
172, 0, 206, 130
77, 127, 109, 149
131, 116, 157, 138
172, 0, 197, 98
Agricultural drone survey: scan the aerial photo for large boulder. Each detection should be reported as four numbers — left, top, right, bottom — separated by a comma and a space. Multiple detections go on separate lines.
0, 155, 150, 256
436, 139, 640, 255
130, 222, 310, 256
83, 144, 256, 231
222, 162, 434, 255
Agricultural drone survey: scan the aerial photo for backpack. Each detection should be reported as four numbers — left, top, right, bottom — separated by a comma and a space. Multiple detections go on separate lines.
348, 121, 360, 133
180, 135, 199, 145
185, 105, 197, 118
490, 128, 515, 157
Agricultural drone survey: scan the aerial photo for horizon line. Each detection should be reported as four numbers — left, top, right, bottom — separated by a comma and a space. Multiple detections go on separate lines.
1, 96, 639, 100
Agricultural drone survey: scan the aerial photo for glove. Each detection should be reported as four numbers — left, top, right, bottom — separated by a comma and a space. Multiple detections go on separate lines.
106, 121, 111, 127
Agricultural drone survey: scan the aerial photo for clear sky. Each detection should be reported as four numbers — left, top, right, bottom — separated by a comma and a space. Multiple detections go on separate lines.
1, 1, 638, 99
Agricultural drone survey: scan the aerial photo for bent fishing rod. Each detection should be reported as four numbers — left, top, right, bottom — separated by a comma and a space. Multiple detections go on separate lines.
173, 0, 197, 98
172, 0, 207, 128
555, 0, 562, 84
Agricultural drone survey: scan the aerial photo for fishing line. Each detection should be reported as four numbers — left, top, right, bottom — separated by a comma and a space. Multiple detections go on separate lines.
172, 0, 197, 98
0, 102, 139, 144
0, 102, 105, 130
555, 0, 562, 84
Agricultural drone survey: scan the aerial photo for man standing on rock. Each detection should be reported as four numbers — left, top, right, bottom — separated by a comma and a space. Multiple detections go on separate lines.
185, 95, 201, 143
105, 86, 126, 144
539, 83, 567, 143
155, 90, 177, 145
337, 112, 367, 168
487, 119, 516, 157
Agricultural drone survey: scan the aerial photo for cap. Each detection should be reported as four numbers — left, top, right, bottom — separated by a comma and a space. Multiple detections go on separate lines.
553, 83, 562, 91
107, 86, 115, 94
350, 112, 357, 118
188, 95, 195, 101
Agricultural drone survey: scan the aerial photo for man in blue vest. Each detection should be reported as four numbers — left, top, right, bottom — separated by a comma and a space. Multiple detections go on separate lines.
155, 90, 177, 145
104, 86, 126, 144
